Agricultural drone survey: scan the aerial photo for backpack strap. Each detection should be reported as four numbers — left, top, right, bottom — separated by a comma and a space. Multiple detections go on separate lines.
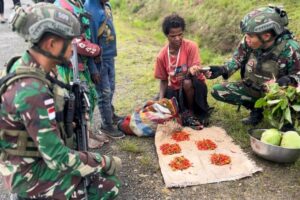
97, 3, 111, 37
0, 67, 53, 100
5, 56, 21, 74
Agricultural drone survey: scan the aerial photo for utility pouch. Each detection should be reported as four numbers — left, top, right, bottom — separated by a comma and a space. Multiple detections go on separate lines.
0, 129, 41, 161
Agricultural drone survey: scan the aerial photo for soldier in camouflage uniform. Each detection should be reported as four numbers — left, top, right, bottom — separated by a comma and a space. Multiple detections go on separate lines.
207, 6, 300, 125
0, 3, 121, 199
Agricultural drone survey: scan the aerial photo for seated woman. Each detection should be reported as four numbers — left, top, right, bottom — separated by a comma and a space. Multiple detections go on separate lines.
154, 13, 210, 129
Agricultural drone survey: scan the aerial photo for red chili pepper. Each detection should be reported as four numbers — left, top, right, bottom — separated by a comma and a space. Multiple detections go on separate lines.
171, 131, 190, 142
196, 139, 217, 150
169, 156, 192, 171
210, 153, 231, 166
160, 143, 181, 155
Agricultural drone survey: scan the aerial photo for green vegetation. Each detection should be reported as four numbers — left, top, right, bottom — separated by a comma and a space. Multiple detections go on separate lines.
111, 0, 300, 168
117, 138, 144, 153
111, 0, 300, 55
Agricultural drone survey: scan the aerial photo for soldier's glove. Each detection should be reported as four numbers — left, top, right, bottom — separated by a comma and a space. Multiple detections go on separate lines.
276, 76, 296, 87
103, 156, 122, 176
208, 66, 228, 79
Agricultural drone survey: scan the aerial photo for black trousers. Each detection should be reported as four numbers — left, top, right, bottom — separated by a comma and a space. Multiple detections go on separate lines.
165, 77, 209, 119
0, 0, 3, 14
12, 0, 20, 6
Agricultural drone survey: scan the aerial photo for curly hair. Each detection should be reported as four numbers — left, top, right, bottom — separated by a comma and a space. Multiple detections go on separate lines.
162, 13, 185, 36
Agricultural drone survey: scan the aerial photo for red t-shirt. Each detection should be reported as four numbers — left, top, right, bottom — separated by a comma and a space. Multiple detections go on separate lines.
154, 39, 204, 90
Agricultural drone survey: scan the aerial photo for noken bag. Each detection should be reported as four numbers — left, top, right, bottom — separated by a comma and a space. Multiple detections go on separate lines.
129, 97, 180, 137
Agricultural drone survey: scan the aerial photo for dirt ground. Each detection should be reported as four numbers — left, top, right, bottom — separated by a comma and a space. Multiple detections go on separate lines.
0, 1, 300, 200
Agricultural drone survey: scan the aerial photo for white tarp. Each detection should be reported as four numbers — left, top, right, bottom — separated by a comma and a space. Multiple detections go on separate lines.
155, 124, 262, 188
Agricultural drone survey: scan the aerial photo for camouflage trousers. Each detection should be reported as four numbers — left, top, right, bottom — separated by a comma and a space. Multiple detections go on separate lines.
211, 81, 263, 109
10, 161, 120, 200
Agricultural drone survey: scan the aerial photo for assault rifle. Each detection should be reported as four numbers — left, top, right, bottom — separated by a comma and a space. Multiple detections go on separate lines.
70, 42, 90, 199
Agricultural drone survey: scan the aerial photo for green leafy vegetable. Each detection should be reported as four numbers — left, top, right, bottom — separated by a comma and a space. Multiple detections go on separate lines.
255, 83, 300, 131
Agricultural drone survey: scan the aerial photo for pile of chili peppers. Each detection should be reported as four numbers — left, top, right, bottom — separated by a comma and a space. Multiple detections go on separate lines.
196, 139, 217, 150
210, 153, 231, 166
169, 156, 192, 171
171, 131, 190, 142
160, 143, 181, 155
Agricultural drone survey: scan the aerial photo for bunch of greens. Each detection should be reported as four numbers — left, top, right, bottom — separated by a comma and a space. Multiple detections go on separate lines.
255, 83, 300, 131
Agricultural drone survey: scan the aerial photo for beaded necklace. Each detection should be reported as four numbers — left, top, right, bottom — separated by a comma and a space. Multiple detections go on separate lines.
168, 46, 181, 71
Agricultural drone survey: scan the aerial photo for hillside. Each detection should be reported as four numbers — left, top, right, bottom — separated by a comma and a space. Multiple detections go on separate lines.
111, 0, 300, 64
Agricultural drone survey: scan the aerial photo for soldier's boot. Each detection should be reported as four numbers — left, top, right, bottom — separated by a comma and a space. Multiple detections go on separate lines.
241, 108, 263, 126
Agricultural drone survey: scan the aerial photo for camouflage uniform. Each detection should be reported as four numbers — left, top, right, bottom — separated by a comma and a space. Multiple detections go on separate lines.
211, 33, 300, 107
211, 7, 300, 109
0, 4, 120, 200
0, 52, 120, 200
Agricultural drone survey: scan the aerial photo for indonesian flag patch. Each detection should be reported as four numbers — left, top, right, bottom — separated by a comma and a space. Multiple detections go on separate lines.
44, 98, 56, 120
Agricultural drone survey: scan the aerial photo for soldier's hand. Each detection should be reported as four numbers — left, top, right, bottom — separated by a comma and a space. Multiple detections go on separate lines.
103, 156, 122, 175
207, 66, 228, 79
91, 73, 101, 84
189, 65, 202, 76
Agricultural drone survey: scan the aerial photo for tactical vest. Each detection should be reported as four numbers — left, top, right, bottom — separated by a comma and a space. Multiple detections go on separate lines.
243, 40, 287, 97
0, 59, 72, 161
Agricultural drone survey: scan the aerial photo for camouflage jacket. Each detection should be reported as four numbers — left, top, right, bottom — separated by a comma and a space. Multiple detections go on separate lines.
0, 52, 107, 190
225, 32, 300, 83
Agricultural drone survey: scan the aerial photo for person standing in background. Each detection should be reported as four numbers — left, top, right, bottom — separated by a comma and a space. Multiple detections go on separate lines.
85, 0, 125, 139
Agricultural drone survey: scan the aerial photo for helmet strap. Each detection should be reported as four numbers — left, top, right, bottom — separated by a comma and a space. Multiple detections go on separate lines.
257, 33, 275, 49
32, 40, 70, 66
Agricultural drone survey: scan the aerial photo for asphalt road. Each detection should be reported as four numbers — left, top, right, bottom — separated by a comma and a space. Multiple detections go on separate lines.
0, 1, 34, 199
0, 0, 32, 69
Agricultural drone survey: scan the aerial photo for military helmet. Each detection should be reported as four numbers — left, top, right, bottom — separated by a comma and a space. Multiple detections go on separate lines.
10, 3, 81, 43
240, 6, 288, 35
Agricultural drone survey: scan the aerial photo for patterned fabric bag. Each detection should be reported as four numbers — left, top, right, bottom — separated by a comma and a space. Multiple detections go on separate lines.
124, 97, 179, 137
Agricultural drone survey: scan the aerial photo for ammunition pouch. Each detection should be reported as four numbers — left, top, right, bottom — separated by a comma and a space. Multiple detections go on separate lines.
0, 129, 41, 161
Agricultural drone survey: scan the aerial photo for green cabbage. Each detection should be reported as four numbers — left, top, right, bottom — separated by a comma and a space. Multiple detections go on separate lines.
280, 131, 300, 149
261, 129, 282, 146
